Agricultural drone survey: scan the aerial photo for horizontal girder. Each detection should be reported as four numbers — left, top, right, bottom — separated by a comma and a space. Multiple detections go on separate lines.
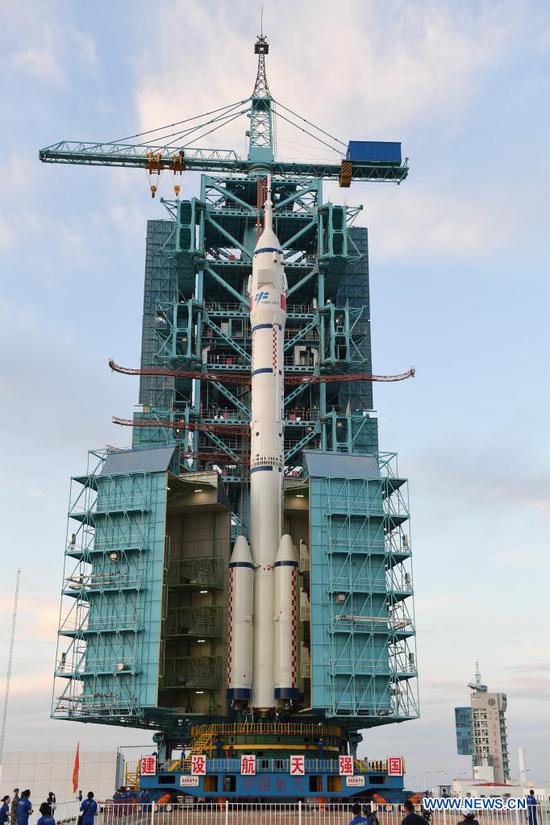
39, 142, 408, 183
108, 359, 415, 385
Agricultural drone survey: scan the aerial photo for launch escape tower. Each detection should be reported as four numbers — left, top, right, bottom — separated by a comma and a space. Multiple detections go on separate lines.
44, 35, 419, 801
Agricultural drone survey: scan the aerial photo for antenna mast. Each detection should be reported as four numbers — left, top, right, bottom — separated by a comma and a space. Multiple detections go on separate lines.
0, 568, 21, 764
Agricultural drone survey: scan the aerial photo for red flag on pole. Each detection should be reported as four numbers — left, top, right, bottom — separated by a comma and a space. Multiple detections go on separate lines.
72, 742, 80, 794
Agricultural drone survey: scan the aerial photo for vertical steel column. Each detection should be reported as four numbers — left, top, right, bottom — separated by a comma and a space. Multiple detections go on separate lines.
317, 270, 327, 449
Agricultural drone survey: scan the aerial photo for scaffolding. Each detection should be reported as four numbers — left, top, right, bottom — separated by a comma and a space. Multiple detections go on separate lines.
134, 176, 379, 523
52, 448, 169, 724
304, 452, 419, 722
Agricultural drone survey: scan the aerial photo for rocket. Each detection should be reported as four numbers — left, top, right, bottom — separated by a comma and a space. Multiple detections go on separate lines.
227, 178, 298, 711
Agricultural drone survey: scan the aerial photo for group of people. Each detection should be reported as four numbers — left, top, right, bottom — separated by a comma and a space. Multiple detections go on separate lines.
348, 795, 541, 825
0, 790, 57, 825
0, 790, 98, 825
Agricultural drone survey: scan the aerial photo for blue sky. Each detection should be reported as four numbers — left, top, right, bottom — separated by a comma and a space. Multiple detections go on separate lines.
0, 0, 548, 786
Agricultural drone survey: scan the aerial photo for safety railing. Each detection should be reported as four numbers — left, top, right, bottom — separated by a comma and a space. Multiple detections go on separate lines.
190, 721, 342, 738
98, 802, 550, 825
161, 656, 222, 690
168, 557, 224, 590
164, 606, 223, 638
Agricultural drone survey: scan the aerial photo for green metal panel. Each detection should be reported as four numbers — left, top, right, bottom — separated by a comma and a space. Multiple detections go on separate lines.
53, 449, 168, 722
308, 454, 418, 724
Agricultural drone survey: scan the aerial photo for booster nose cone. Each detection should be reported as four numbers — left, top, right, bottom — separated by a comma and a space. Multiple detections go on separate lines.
274, 534, 297, 564
230, 534, 253, 564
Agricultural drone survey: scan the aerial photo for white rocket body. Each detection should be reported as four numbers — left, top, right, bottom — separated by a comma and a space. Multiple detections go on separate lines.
273, 534, 298, 700
227, 536, 254, 701
249, 188, 286, 711
226, 180, 298, 711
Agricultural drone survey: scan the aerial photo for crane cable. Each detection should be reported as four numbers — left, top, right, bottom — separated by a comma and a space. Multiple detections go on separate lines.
272, 98, 347, 148
112, 98, 251, 143
273, 109, 343, 155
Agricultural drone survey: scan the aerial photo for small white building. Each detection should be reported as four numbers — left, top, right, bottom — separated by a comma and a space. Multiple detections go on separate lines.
452, 778, 550, 803
0, 751, 120, 813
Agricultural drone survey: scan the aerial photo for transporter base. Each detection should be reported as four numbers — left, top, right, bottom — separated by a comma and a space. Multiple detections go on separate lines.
139, 722, 409, 803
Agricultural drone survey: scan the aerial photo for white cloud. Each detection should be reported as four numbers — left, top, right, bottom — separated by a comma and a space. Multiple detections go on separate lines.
0, 216, 13, 251
360, 185, 510, 260
133, 0, 524, 149
8, 34, 64, 83
1, 3, 98, 85
127, 0, 544, 263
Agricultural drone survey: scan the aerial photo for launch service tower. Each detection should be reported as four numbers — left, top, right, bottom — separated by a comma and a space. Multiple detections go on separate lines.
42, 34, 419, 803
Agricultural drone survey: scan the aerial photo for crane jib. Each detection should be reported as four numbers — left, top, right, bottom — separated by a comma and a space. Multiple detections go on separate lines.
38, 144, 408, 182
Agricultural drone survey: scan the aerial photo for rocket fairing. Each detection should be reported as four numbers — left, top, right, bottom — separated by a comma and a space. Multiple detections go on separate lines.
227, 178, 297, 711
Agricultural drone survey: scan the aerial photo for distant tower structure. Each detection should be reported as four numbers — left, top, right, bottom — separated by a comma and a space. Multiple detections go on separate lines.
518, 747, 528, 787
468, 661, 487, 692
0, 568, 21, 765
455, 663, 510, 784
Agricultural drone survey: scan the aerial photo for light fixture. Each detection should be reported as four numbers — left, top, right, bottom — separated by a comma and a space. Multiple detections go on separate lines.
296, 494, 304, 498
195, 690, 204, 695
197, 639, 206, 644
194, 488, 202, 493
199, 590, 208, 595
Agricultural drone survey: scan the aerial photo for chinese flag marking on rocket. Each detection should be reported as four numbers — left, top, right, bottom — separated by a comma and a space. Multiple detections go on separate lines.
72, 742, 80, 794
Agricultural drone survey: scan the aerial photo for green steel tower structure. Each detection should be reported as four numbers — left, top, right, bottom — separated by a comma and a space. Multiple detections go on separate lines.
43, 35, 419, 801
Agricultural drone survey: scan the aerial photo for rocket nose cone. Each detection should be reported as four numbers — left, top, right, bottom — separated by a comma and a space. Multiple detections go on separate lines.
275, 534, 297, 563
230, 535, 253, 564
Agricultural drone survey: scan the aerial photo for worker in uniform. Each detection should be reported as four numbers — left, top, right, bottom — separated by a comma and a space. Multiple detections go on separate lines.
401, 800, 426, 825
0, 796, 10, 825
37, 803, 55, 825
80, 791, 97, 825
16, 791, 32, 825
46, 793, 56, 816
9, 790, 19, 825
527, 790, 538, 825
80, 792, 98, 825
347, 803, 373, 825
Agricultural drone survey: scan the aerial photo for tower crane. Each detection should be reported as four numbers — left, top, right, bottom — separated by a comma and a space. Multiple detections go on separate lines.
39, 36, 408, 189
